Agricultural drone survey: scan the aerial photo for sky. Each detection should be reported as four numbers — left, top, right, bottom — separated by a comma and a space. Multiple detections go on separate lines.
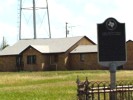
0, 0, 133, 45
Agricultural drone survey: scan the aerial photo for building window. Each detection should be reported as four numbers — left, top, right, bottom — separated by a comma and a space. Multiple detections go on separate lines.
16, 56, 22, 66
80, 54, 85, 62
27, 55, 36, 64
50, 55, 58, 64
54, 55, 58, 63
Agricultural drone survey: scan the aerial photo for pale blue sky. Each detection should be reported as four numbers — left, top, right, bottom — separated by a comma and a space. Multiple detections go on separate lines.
0, 0, 132, 45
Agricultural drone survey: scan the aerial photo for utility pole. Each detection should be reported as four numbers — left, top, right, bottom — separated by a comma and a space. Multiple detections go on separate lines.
65, 22, 78, 38
46, 0, 51, 38
19, 0, 22, 40
66, 22, 69, 38
33, 0, 37, 39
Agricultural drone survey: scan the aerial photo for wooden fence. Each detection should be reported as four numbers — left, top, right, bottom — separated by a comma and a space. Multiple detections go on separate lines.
76, 77, 133, 100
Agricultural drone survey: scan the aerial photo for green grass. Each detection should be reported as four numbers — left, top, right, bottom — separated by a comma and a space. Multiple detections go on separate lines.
0, 70, 132, 100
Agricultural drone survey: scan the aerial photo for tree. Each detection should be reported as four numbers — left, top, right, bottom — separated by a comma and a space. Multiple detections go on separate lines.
0, 37, 9, 50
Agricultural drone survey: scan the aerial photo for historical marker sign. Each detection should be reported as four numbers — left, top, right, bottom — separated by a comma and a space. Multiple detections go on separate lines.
97, 17, 126, 67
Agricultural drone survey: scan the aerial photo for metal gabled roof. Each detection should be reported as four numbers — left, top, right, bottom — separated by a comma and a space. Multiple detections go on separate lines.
0, 36, 86, 56
71, 45, 97, 53
30, 45, 49, 53
0, 45, 29, 56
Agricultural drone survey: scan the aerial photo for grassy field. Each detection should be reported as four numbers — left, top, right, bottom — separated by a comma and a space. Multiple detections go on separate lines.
0, 70, 132, 100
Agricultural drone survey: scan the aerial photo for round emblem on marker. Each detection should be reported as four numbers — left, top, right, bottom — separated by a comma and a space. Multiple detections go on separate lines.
106, 18, 117, 31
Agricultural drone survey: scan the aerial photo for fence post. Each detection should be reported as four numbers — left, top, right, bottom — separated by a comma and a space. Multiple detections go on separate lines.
76, 76, 85, 100
84, 77, 89, 100
76, 76, 81, 100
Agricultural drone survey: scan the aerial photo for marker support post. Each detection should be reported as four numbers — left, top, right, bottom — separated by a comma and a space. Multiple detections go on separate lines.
109, 62, 117, 100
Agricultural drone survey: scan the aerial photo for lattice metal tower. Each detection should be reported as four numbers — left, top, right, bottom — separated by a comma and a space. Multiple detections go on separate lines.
18, 0, 51, 40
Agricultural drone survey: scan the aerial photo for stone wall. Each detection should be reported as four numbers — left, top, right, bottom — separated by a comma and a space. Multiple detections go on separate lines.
0, 56, 16, 71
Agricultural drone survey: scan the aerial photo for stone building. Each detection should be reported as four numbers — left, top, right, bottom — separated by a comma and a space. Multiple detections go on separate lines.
0, 36, 96, 71
0, 36, 132, 71
124, 40, 133, 70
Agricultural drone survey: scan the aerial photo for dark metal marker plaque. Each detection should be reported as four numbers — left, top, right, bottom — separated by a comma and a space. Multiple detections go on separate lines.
97, 17, 126, 66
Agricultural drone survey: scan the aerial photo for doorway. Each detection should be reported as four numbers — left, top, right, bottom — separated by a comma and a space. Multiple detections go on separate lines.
16, 55, 24, 71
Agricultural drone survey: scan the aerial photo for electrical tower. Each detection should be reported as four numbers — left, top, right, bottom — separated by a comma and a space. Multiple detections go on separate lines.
18, 0, 51, 40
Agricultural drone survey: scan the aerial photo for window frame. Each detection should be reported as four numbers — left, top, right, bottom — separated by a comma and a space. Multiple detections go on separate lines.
50, 54, 58, 64
27, 55, 36, 64
80, 54, 85, 62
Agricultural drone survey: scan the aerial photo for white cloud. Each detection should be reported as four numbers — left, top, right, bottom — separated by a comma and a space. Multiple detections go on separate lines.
108, 0, 133, 40
0, 1, 6, 14
35, 0, 47, 7
0, 0, 16, 13
0, 0, 133, 45
6, 0, 16, 6
49, 0, 73, 23
0, 23, 18, 45
84, 3, 101, 16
